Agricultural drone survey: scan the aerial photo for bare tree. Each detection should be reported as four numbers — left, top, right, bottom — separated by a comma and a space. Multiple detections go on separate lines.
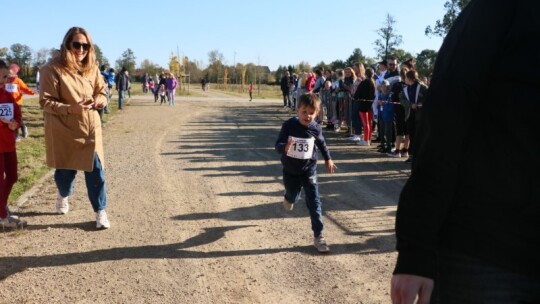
373, 14, 403, 60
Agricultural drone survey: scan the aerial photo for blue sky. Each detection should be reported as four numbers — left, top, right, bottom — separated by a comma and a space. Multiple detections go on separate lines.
1, 0, 447, 71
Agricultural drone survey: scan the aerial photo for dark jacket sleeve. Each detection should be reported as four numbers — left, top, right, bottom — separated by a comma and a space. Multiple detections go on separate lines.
394, 0, 530, 279
275, 120, 289, 154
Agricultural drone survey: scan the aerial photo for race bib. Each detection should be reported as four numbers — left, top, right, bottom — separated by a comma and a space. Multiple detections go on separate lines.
0, 103, 14, 121
286, 136, 315, 159
4, 83, 17, 93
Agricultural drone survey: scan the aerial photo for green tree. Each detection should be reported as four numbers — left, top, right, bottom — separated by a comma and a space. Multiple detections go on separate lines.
275, 65, 288, 83
94, 44, 109, 67
0, 47, 8, 58
205, 49, 225, 83
391, 49, 414, 65
139, 59, 161, 76
425, 0, 471, 37
296, 61, 311, 74
314, 61, 327, 71
184, 59, 203, 84
169, 53, 180, 76
34, 48, 52, 67
415, 49, 438, 78
6, 43, 33, 78
115, 48, 136, 74
373, 13, 403, 60
329, 60, 345, 71
345, 48, 367, 67
287, 65, 295, 74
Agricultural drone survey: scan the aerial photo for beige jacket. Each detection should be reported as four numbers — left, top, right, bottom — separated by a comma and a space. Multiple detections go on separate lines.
39, 62, 107, 171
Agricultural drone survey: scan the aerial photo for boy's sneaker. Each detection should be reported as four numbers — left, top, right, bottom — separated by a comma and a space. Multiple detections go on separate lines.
347, 135, 360, 142
401, 149, 409, 158
1, 215, 27, 229
357, 140, 370, 146
56, 193, 69, 214
314, 236, 330, 253
96, 210, 110, 229
388, 151, 402, 158
283, 198, 294, 211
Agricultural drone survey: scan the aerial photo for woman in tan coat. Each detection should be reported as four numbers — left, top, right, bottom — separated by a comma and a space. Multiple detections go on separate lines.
39, 27, 110, 229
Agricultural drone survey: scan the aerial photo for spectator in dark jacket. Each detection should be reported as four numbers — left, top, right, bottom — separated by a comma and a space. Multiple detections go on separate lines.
391, 0, 540, 303
280, 71, 291, 108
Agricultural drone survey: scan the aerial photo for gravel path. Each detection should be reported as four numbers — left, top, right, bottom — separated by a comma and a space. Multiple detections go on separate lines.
0, 89, 409, 303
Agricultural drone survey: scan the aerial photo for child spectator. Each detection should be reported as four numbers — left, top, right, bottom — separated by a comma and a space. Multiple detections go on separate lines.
158, 84, 166, 105
275, 93, 337, 253
387, 67, 409, 158
148, 78, 155, 97
0, 59, 25, 228
399, 70, 428, 163
5, 63, 36, 139
377, 80, 394, 153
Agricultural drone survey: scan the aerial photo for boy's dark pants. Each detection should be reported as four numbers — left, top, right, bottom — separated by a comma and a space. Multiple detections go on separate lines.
283, 170, 324, 237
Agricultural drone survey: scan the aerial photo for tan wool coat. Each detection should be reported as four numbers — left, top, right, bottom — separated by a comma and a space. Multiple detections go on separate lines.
39, 62, 108, 172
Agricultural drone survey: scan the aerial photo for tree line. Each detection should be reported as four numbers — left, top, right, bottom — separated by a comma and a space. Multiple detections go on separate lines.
1, 1, 468, 85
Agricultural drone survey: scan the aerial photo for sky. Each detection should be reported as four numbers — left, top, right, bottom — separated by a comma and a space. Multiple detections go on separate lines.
1, 0, 447, 71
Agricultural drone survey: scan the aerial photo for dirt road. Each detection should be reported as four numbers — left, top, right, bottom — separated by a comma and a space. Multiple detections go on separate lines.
1, 89, 410, 303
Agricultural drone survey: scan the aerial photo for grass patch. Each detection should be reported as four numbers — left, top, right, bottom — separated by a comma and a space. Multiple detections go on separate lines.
10, 98, 49, 204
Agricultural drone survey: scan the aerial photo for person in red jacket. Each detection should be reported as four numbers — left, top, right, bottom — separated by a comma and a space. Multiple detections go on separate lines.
0, 59, 25, 228
305, 72, 315, 93
5, 63, 36, 139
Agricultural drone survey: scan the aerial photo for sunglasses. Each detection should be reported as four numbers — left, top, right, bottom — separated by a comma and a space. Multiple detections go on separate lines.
71, 41, 90, 51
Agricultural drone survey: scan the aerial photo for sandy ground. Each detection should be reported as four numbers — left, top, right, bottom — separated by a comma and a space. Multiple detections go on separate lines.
0, 88, 410, 304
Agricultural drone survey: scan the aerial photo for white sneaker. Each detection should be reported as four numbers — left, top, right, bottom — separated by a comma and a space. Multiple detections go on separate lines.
283, 198, 294, 211
0, 215, 27, 229
314, 236, 330, 253
56, 193, 69, 214
96, 210, 110, 229
357, 140, 370, 146
347, 135, 360, 142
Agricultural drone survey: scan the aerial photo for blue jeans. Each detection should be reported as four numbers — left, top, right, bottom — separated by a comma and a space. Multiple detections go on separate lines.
351, 101, 362, 136
283, 170, 324, 237
118, 90, 125, 109
431, 251, 540, 304
54, 153, 107, 212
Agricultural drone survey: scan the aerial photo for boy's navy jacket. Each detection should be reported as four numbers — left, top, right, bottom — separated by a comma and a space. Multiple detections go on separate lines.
275, 117, 331, 175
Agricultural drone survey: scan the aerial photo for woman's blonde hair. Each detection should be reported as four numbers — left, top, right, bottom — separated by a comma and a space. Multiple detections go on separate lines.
353, 62, 365, 79
344, 67, 357, 81
54, 27, 96, 75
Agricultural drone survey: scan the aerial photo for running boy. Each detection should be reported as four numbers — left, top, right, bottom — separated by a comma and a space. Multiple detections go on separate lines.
0, 59, 25, 228
275, 93, 336, 253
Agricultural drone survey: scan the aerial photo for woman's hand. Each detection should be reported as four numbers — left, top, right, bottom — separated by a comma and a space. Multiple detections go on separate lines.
93, 98, 107, 110
68, 100, 94, 114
